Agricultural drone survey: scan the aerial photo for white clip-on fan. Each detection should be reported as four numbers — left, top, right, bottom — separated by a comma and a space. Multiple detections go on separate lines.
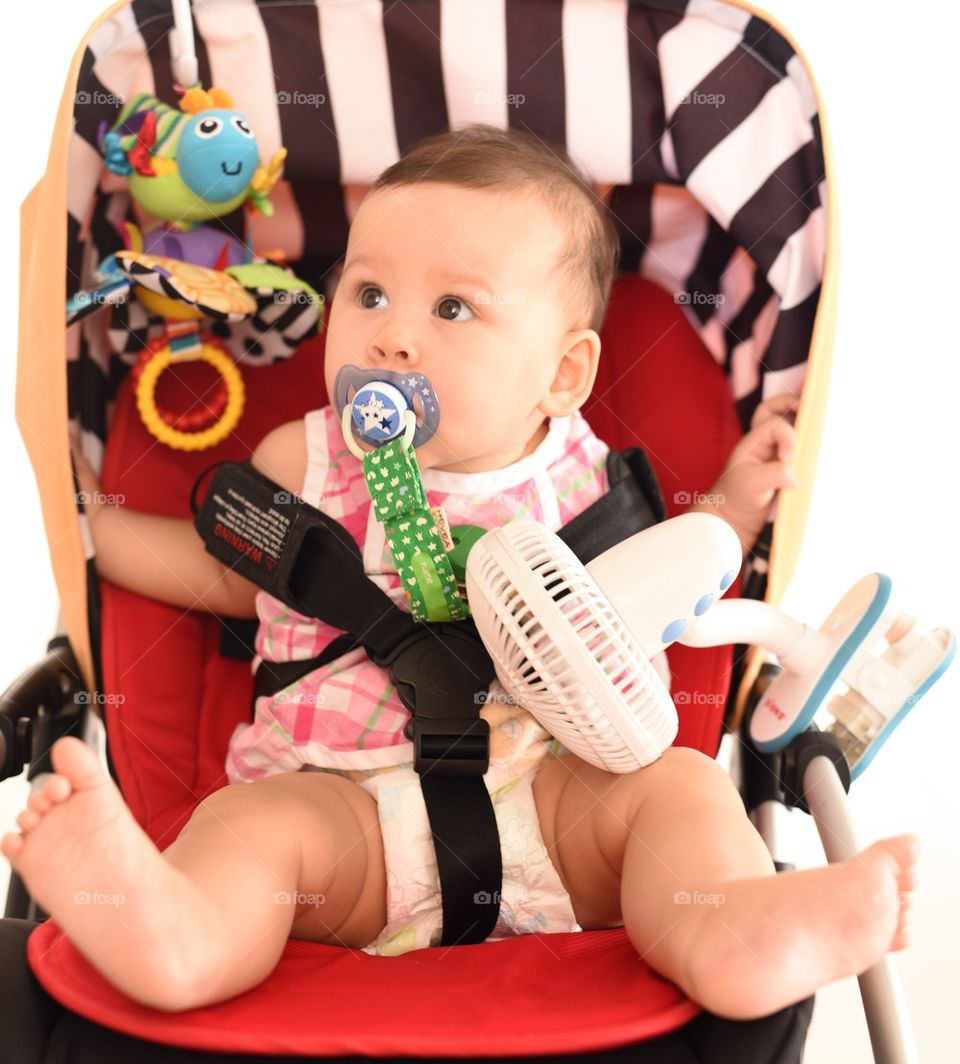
465, 513, 954, 777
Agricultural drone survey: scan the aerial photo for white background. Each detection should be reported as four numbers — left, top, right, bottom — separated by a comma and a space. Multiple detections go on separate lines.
0, 2, 958, 1061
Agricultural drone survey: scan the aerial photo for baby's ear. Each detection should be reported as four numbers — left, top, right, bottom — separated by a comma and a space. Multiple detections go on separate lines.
539, 329, 601, 418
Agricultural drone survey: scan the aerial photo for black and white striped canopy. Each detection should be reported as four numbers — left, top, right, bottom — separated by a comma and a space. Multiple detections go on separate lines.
67, 0, 826, 465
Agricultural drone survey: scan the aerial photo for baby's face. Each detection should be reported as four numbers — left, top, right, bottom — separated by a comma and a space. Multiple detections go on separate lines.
325, 182, 582, 472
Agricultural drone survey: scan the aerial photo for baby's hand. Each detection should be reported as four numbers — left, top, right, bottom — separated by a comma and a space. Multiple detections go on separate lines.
701, 395, 800, 554
748, 392, 799, 431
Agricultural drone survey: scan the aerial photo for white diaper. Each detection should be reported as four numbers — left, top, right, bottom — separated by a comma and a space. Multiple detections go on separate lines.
352, 701, 581, 957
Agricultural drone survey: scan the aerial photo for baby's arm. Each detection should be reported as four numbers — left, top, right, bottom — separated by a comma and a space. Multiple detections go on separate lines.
72, 420, 308, 618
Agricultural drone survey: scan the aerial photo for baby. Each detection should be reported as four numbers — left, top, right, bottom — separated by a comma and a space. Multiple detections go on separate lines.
3, 125, 916, 1019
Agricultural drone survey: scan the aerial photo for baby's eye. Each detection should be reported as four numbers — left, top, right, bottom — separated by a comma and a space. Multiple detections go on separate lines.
358, 285, 389, 310
436, 296, 475, 322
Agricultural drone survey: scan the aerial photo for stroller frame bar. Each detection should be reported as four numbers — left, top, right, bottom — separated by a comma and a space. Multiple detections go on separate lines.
803, 755, 918, 1064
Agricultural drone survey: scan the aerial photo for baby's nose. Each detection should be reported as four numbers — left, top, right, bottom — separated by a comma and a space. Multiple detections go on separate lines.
371, 325, 418, 364
378, 345, 411, 361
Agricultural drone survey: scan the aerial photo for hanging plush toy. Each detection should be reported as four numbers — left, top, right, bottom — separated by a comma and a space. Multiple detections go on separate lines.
67, 86, 322, 451
101, 86, 280, 224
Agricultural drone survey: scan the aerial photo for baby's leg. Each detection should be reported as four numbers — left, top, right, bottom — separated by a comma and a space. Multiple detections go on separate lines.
0, 738, 385, 1012
533, 747, 917, 1020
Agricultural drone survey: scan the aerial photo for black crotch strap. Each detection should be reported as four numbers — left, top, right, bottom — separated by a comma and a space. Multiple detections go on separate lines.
193, 461, 501, 945
387, 620, 501, 945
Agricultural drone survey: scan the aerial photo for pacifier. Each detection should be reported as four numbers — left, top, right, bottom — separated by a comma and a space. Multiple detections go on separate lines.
334, 366, 441, 455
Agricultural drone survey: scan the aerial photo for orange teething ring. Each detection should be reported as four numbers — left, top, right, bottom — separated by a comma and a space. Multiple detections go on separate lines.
133, 333, 244, 451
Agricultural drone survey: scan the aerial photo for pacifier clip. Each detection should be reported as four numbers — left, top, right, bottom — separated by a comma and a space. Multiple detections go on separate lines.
341, 388, 468, 623
363, 441, 468, 622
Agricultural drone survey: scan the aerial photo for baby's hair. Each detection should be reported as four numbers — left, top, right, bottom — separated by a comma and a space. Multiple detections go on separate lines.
371, 124, 620, 332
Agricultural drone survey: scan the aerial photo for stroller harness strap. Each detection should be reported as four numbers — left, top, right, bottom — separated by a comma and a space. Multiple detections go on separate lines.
191, 445, 665, 946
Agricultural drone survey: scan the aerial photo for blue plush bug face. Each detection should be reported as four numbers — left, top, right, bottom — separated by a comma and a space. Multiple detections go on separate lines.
177, 110, 259, 203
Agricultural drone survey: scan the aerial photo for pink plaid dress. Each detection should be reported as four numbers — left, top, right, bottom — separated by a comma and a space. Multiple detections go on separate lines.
225, 406, 612, 782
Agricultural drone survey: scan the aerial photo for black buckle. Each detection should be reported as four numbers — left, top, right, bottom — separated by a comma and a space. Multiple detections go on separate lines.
377, 625, 496, 777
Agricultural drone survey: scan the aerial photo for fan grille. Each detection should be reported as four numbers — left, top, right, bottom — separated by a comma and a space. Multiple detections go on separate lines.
467, 521, 677, 773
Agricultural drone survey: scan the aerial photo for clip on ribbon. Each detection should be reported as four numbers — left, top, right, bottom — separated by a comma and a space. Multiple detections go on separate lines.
342, 405, 468, 622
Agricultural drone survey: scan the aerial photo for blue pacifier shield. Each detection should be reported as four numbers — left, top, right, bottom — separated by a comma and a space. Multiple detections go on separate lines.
334, 366, 441, 449
350, 382, 409, 445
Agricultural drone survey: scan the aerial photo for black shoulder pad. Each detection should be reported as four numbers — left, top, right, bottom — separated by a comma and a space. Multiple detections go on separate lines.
192, 460, 357, 607
556, 447, 666, 566
610, 447, 667, 523
191, 461, 416, 659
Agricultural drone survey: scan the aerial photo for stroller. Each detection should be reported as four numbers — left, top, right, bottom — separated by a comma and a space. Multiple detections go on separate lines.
0, 0, 923, 1060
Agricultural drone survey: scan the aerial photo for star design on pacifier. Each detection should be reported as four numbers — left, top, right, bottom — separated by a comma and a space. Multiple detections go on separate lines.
357, 395, 395, 433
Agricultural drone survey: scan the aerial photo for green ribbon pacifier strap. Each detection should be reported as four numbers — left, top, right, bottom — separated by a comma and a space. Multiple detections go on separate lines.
362, 442, 469, 622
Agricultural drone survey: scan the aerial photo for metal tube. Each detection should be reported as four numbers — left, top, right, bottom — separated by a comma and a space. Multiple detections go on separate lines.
752, 799, 787, 865
803, 755, 918, 1064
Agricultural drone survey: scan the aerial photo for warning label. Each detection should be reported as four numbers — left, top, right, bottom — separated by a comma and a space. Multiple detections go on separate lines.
210, 486, 292, 572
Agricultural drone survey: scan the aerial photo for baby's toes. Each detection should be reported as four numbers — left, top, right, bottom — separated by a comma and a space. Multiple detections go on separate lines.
50, 736, 106, 790
0, 832, 25, 861
897, 862, 918, 895
891, 917, 912, 951
890, 892, 914, 951
892, 833, 920, 870
20, 775, 70, 823
17, 808, 41, 833
27, 791, 51, 817
874, 834, 920, 883
38, 773, 72, 807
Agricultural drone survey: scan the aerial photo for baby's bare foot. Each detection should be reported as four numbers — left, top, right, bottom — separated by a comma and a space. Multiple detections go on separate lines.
855, 835, 917, 953
681, 834, 918, 1019
1, 737, 227, 1011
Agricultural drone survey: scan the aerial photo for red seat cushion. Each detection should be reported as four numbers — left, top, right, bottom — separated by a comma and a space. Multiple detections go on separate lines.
28, 924, 699, 1056
586, 276, 744, 754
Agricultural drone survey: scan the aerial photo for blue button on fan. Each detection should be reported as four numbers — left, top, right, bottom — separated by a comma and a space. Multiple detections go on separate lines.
661, 618, 687, 643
